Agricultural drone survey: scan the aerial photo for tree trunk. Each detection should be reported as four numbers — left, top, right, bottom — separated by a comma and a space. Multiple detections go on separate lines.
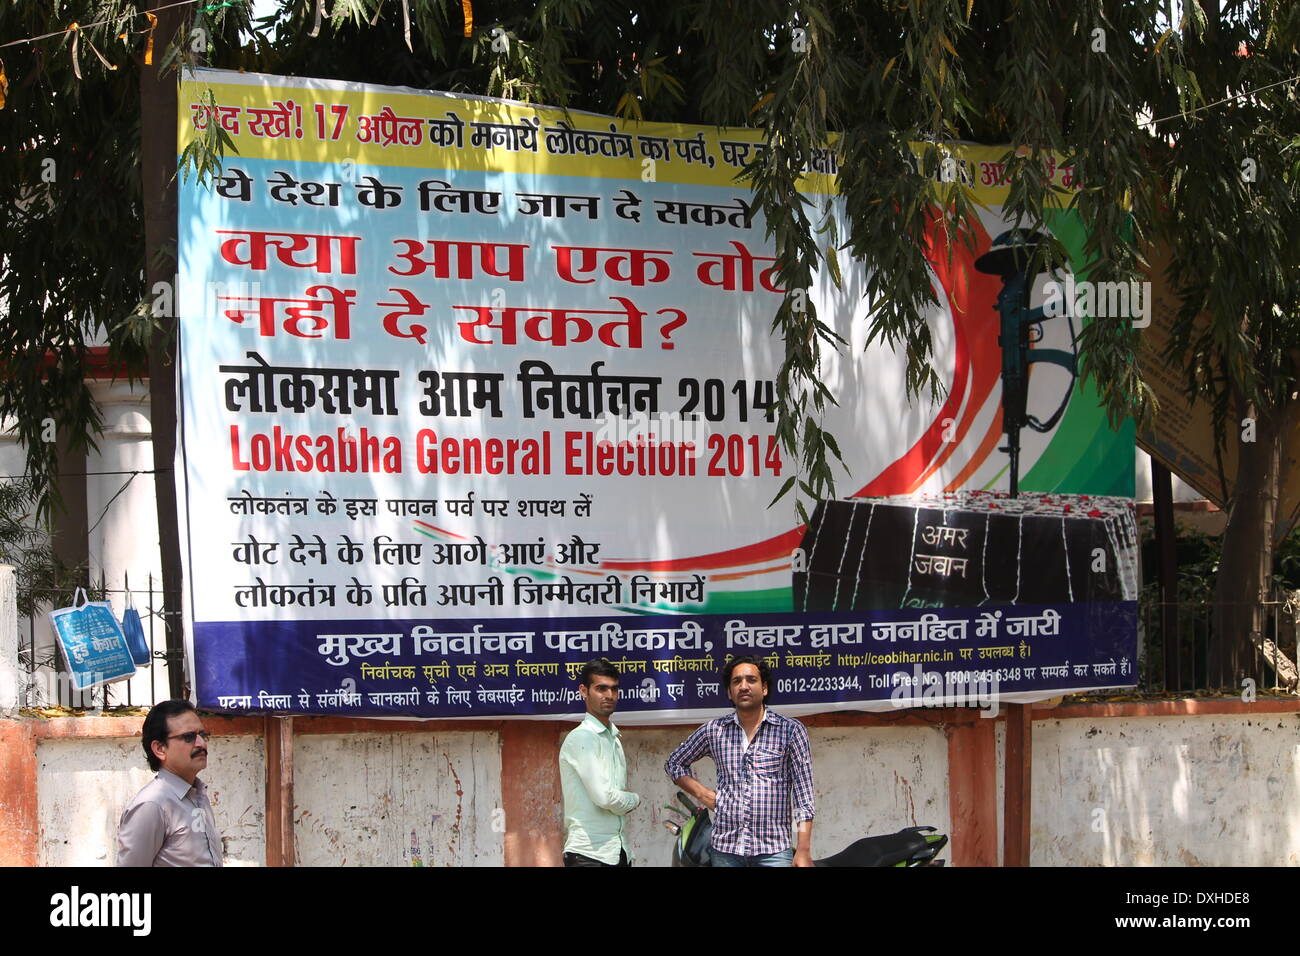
1212, 393, 1280, 689
141, 2, 185, 699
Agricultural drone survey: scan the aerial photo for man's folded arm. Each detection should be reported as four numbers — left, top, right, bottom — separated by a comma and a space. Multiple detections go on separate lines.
664, 724, 709, 782
562, 737, 639, 815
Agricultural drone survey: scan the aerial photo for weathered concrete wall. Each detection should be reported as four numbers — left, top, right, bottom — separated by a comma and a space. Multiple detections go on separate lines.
292, 732, 503, 867
25, 711, 1300, 866
799, 726, 950, 858
1032, 713, 1300, 866
621, 728, 708, 866
37, 734, 265, 866
620, 724, 950, 865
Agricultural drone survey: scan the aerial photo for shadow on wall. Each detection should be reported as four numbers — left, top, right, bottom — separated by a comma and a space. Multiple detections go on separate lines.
1034, 714, 1300, 866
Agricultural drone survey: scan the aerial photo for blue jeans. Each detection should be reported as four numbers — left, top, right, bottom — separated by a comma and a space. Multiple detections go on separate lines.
710, 848, 794, 867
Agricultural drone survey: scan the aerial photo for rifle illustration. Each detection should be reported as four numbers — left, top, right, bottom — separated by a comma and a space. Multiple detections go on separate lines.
973, 229, 1078, 497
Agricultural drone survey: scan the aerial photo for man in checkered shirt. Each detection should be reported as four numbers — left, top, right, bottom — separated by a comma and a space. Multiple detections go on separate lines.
665, 655, 815, 866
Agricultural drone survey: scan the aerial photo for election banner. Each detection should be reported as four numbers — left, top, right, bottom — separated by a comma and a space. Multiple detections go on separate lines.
176, 68, 1137, 722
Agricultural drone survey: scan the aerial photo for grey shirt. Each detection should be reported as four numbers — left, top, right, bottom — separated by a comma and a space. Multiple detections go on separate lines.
116, 768, 224, 867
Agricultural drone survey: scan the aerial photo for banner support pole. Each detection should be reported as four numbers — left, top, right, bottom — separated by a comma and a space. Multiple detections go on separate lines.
1003, 702, 1032, 866
265, 715, 295, 866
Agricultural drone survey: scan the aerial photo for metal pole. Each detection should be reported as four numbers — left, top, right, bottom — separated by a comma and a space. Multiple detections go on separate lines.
1151, 461, 1180, 690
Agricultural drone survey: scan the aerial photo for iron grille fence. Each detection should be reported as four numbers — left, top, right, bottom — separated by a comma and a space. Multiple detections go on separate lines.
1133, 593, 1298, 695
17, 570, 181, 710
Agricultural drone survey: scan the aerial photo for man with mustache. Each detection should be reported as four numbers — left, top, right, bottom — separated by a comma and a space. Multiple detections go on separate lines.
665, 655, 815, 867
117, 699, 224, 867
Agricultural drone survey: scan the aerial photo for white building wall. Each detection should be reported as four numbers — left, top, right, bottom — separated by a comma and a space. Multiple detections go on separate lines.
84, 379, 173, 706
37, 733, 264, 866
622, 724, 951, 865
1032, 713, 1300, 866
292, 731, 504, 867
29, 713, 1300, 866
1, 379, 173, 708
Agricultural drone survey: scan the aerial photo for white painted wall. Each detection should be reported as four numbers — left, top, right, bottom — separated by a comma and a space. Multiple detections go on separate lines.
1032, 713, 1300, 866
29, 713, 1300, 866
37, 733, 265, 866
622, 724, 951, 866
293, 731, 504, 867
621, 727, 707, 866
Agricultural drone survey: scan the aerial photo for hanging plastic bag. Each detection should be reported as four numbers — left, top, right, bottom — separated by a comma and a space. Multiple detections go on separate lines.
121, 591, 152, 668
48, 588, 137, 691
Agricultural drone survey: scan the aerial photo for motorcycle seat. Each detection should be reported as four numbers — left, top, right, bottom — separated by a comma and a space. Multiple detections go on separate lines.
814, 826, 945, 867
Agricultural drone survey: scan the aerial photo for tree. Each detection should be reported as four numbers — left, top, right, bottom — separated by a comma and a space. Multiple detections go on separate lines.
0, 477, 79, 616
2, 0, 1297, 687
1148, 3, 1300, 683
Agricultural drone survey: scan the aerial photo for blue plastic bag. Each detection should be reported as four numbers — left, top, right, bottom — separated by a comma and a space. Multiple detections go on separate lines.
48, 588, 137, 691
121, 596, 151, 667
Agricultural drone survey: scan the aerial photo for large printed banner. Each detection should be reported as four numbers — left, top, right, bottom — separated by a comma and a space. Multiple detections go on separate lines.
177, 69, 1138, 722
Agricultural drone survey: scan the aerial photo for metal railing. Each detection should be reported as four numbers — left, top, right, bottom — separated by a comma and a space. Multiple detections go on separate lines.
17, 570, 180, 710
1133, 594, 1298, 695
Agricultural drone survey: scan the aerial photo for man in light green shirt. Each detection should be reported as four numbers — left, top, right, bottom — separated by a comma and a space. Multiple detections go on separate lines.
559, 658, 641, 866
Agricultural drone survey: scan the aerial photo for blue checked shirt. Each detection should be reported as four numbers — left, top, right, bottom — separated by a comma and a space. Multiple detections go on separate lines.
664, 709, 815, 857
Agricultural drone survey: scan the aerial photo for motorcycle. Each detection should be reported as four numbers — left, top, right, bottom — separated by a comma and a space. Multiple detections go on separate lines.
664, 792, 948, 867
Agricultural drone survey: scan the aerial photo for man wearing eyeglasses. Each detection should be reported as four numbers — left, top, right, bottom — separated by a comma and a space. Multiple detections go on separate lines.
117, 699, 224, 867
